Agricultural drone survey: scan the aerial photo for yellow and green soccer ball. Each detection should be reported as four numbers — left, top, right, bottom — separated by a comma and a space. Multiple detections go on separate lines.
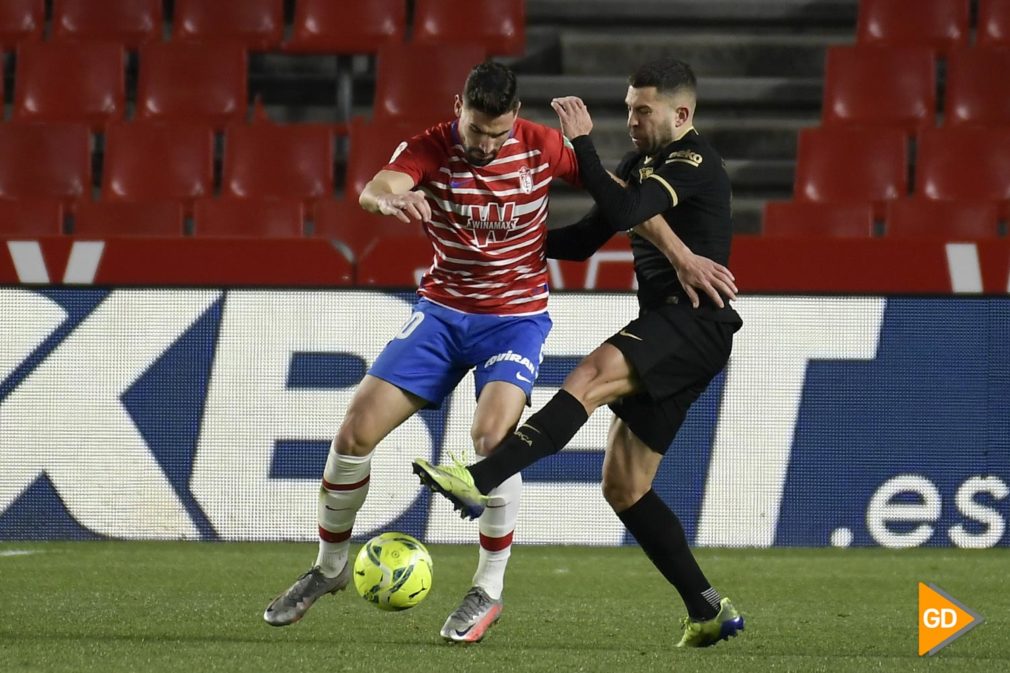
353, 532, 433, 611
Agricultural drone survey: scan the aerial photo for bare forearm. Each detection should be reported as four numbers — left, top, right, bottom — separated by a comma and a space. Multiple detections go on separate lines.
359, 178, 394, 213
358, 169, 430, 223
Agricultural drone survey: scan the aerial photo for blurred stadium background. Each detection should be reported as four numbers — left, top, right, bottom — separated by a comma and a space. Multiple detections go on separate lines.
0, 0, 1008, 670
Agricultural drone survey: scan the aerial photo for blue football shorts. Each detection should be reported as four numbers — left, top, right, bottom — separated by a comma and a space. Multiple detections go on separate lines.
368, 298, 552, 408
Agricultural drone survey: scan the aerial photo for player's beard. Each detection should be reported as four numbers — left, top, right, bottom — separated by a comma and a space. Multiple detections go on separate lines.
464, 146, 496, 166
633, 131, 673, 156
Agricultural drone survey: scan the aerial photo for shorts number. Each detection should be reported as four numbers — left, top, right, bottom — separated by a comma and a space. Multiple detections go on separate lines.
394, 311, 425, 340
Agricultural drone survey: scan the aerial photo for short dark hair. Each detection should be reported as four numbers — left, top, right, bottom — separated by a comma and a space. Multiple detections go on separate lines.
628, 57, 696, 96
463, 61, 519, 117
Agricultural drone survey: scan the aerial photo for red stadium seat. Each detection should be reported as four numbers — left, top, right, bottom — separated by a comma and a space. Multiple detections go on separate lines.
312, 198, 426, 262
0, 201, 64, 237
0, 123, 91, 209
857, 0, 969, 53
916, 128, 1010, 215
794, 127, 908, 218
137, 42, 247, 129
0, 0, 44, 49
173, 0, 284, 51
413, 0, 525, 56
344, 116, 433, 198
944, 47, 1010, 127
885, 199, 1000, 239
73, 201, 184, 237
52, 0, 162, 48
356, 233, 434, 286
374, 43, 486, 127
102, 121, 215, 213
14, 41, 126, 131
285, 0, 406, 53
223, 122, 335, 205
979, 0, 1010, 46
193, 198, 305, 238
762, 201, 875, 237
822, 46, 936, 133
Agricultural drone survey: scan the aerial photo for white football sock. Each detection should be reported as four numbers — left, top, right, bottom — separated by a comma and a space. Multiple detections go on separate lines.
315, 444, 372, 577
472, 470, 521, 600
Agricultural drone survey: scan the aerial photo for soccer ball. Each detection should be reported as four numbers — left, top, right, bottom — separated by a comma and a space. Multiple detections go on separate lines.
353, 532, 433, 611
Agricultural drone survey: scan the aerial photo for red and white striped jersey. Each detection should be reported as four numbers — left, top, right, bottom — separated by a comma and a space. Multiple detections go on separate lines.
382, 117, 580, 315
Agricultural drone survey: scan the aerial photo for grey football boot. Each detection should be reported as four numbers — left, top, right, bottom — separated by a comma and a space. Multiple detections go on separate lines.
440, 587, 503, 643
263, 564, 351, 626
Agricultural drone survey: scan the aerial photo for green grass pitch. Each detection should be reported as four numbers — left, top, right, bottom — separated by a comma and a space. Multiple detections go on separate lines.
2, 542, 1007, 672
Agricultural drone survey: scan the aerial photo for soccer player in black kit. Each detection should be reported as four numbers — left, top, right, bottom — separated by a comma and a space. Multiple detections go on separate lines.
415, 57, 745, 648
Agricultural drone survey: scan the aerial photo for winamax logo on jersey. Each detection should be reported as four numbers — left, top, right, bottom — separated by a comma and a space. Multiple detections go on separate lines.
0, 289, 1007, 547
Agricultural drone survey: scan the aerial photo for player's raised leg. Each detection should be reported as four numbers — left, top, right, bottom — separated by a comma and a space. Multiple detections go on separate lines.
263, 376, 425, 626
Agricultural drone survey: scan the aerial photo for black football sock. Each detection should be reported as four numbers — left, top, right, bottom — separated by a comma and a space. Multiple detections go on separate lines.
617, 489, 719, 621
469, 389, 589, 494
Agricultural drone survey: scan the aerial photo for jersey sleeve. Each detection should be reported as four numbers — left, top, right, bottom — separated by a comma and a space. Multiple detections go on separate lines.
648, 148, 717, 206
545, 206, 613, 260
380, 130, 443, 187
571, 135, 674, 232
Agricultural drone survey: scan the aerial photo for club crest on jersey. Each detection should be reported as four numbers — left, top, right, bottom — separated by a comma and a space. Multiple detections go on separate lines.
518, 166, 533, 194
466, 202, 519, 248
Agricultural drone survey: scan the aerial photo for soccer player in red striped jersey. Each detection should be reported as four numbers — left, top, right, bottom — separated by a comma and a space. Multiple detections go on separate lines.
264, 61, 580, 642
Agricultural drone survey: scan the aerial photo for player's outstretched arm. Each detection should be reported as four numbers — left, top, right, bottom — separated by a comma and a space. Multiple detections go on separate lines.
552, 97, 672, 232
545, 208, 614, 261
633, 217, 737, 308
359, 169, 431, 223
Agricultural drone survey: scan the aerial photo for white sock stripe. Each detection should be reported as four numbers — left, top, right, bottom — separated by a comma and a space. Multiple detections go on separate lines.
701, 587, 722, 609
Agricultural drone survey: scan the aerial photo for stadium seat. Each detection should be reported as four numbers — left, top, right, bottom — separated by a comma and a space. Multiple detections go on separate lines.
0, 123, 91, 209
14, 41, 126, 131
979, 0, 1010, 46
916, 127, 1010, 215
413, 0, 525, 56
193, 198, 305, 238
356, 233, 434, 286
0, 0, 44, 49
223, 122, 335, 205
52, 0, 163, 48
344, 116, 433, 198
137, 42, 247, 129
944, 47, 1010, 127
173, 0, 284, 51
821, 46, 936, 133
73, 201, 185, 237
856, 0, 969, 53
0, 201, 64, 237
885, 199, 1000, 239
312, 198, 426, 262
794, 127, 908, 218
374, 43, 486, 127
102, 122, 215, 212
762, 201, 875, 237
284, 0, 406, 53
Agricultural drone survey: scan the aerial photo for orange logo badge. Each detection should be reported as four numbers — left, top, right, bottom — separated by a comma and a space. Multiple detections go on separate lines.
918, 582, 983, 656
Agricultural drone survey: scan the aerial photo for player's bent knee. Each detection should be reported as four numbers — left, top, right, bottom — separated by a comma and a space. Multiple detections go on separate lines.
601, 477, 647, 513
471, 428, 510, 457
334, 414, 382, 457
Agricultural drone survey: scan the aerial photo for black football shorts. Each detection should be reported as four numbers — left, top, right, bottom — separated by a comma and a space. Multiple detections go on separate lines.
604, 300, 741, 453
